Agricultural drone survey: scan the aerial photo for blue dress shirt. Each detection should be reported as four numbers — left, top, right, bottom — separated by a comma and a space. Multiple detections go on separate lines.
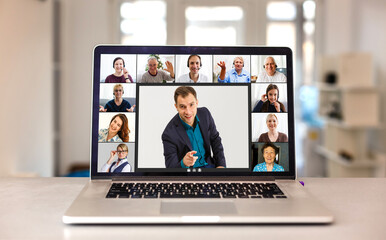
218, 68, 250, 83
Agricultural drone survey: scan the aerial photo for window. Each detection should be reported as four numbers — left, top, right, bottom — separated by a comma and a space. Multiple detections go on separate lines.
185, 6, 244, 46
120, 1, 167, 45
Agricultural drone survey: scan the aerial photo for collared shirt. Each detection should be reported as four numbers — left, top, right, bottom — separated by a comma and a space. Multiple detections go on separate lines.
180, 116, 207, 168
253, 162, 284, 172
98, 128, 123, 143
176, 73, 210, 83
218, 68, 250, 83
100, 158, 131, 172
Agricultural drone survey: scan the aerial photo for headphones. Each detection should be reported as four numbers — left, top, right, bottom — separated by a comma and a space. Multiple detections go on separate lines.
113, 90, 124, 96
266, 84, 279, 100
263, 64, 277, 69
113, 85, 124, 96
233, 57, 245, 67
113, 57, 125, 68
187, 55, 202, 68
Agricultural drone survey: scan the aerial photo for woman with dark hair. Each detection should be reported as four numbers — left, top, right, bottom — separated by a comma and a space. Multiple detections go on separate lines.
105, 57, 133, 83
98, 114, 130, 142
253, 143, 284, 172
252, 84, 286, 112
100, 144, 131, 173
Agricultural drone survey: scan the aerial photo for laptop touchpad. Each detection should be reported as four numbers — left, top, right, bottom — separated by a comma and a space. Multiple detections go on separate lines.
161, 201, 237, 215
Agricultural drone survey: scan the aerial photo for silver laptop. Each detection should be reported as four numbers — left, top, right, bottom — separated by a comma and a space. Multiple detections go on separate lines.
63, 45, 333, 224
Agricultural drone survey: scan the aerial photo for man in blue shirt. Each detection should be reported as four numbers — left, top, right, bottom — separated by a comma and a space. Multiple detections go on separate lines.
162, 86, 226, 168
217, 56, 250, 83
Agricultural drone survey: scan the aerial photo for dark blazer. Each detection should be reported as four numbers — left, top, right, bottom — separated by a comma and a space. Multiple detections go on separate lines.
162, 107, 226, 168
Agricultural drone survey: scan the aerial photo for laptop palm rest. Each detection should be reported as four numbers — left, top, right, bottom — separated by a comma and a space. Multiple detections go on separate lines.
161, 201, 237, 215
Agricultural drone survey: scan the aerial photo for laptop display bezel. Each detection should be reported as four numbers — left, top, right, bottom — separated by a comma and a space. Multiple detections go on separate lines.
90, 45, 295, 180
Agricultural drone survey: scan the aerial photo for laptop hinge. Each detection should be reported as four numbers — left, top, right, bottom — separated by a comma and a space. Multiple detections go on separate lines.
110, 176, 276, 182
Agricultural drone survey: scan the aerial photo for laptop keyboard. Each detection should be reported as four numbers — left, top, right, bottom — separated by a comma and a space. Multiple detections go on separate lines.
106, 182, 286, 199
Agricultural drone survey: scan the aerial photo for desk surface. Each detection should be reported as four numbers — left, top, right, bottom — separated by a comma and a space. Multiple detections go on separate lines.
0, 177, 385, 240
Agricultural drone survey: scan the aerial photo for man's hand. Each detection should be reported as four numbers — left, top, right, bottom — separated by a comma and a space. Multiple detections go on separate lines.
164, 61, 175, 78
183, 151, 197, 167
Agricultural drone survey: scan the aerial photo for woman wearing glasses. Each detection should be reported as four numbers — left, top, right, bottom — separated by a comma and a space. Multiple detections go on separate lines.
100, 144, 131, 173
99, 84, 136, 112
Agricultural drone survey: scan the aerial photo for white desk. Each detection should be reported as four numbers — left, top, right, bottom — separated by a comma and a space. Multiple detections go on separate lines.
0, 177, 385, 240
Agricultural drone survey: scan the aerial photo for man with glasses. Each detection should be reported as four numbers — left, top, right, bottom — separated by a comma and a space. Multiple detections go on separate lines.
99, 84, 136, 112
140, 56, 175, 83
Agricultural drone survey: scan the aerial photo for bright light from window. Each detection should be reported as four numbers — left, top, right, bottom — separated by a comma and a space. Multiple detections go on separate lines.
120, 1, 166, 45
186, 6, 243, 21
267, 2, 297, 21
303, 0, 316, 20
186, 26, 236, 45
303, 22, 315, 35
121, 1, 166, 19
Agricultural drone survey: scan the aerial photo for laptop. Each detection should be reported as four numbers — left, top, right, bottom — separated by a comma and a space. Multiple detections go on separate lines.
63, 45, 333, 224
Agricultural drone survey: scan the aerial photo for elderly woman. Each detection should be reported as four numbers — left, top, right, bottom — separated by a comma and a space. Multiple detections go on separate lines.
253, 143, 284, 172
258, 56, 286, 82
98, 114, 130, 142
258, 114, 288, 142
99, 84, 136, 112
252, 84, 286, 112
100, 144, 131, 173
217, 56, 250, 83
105, 57, 133, 83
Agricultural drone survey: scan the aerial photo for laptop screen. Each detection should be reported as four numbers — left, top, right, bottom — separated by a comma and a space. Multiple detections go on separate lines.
91, 46, 295, 179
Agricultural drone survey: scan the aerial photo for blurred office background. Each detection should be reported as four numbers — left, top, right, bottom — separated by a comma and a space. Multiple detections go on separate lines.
0, 0, 385, 177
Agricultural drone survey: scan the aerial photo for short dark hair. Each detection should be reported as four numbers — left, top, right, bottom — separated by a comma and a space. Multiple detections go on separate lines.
113, 57, 125, 68
261, 142, 278, 155
187, 54, 202, 67
174, 86, 197, 103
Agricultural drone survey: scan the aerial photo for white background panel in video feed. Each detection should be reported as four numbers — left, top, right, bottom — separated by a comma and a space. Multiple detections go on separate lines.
100, 54, 137, 82
251, 83, 288, 111
251, 113, 288, 142
137, 85, 249, 168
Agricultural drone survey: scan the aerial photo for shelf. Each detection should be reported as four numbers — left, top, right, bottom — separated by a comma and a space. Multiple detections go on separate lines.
316, 83, 377, 92
321, 117, 381, 129
315, 145, 378, 168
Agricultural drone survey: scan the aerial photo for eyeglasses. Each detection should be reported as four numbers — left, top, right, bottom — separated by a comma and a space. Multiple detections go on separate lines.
117, 150, 127, 153
114, 89, 123, 92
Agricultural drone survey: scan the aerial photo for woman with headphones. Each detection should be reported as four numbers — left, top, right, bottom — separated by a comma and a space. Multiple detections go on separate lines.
99, 84, 135, 112
257, 56, 287, 82
217, 56, 250, 83
105, 57, 133, 83
176, 55, 210, 83
253, 84, 286, 112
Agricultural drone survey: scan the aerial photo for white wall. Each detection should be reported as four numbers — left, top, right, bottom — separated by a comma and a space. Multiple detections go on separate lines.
318, 0, 386, 153
59, 0, 118, 175
0, 0, 53, 176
